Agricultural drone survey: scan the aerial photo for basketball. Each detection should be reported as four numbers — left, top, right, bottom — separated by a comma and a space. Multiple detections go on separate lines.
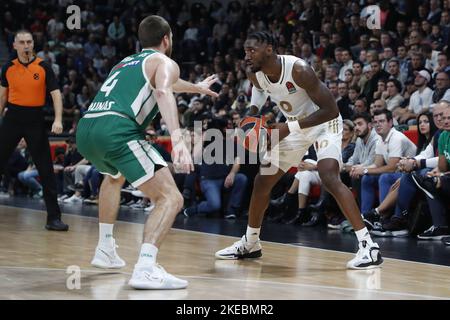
238, 116, 271, 152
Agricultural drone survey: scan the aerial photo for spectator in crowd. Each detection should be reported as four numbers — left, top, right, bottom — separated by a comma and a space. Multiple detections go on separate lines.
355, 109, 416, 218
107, 16, 126, 44
183, 119, 247, 219
18, 159, 42, 199
396, 70, 434, 124
432, 71, 450, 104
435, 52, 450, 74
0, 139, 28, 195
338, 49, 354, 81
382, 79, 405, 112
412, 103, 450, 241
387, 58, 407, 85
345, 112, 380, 207
368, 108, 439, 236
354, 98, 368, 114
61, 84, 79, 134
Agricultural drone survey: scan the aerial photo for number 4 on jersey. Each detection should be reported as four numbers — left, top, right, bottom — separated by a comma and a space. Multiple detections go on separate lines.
100, 71, 120, 97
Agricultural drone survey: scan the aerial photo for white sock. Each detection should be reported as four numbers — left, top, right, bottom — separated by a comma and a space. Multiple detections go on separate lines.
98, 223, 114, 249
136, 243, 158, 266
246, 226, 260, 243
355, 227, 373, 245
374, 208, 380, 215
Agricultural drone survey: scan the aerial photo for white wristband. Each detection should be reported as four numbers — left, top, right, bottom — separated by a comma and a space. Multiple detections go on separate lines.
287, 121, 302, 133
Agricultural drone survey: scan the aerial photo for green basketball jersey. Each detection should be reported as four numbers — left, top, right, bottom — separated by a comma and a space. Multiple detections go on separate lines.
85, 49, 159, 129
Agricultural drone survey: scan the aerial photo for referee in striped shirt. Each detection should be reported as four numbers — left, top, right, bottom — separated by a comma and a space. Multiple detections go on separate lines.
0, 30, 68, 231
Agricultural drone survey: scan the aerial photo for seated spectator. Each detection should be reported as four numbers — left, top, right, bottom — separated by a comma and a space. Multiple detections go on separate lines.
387, 58, 407, 85
61, 84, 80, 134
336, 81, 354, 120
356, 110, 416, 220
101, 37, 116, 59
412, 103, 450, 241
348, 85, 360, 109
395, 70, 434, 125
107, 16, 126, 44
382, 79, 404, 112
183, 119, 247, 219
76, 85, 91, 115
231, 94, 249, 117
18, 162, 43, 199
372, 79, 387, 101
354, 98, 368, 113
273, 146, 318, 225
345, 112, 380, 207
432, 72, 450, 104
82, 166, 102, 205
0, 139, 28, 195
369, 109, 439, 237
57, 137, 87, 201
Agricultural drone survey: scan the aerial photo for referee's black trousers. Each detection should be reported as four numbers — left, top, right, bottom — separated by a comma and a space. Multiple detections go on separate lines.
0, 106, 62, 222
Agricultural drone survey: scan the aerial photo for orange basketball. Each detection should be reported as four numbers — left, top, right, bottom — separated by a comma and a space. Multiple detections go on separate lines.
237, 116, 271, 152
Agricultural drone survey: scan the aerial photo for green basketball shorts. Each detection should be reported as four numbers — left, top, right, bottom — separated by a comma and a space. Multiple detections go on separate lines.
76, 112, 167, 187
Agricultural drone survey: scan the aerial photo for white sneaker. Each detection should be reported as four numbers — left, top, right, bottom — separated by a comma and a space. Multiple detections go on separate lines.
215, 235, 262, 260
347, 241, 383, 270
63, 194, 83, 203
131, 190, 144, 197
91, 241, 126, 269
128, 264, 188, 290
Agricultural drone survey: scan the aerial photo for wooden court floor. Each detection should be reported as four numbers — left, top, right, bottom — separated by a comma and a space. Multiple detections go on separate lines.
0, 205, 449, 300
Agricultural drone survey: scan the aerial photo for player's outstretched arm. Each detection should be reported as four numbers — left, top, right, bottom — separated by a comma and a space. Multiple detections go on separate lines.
173, 75, 219, 97
292, 61, 340, 129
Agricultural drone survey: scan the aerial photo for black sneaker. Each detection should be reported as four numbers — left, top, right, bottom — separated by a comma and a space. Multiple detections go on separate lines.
417, 225, 449, 240
270, 193, 287, 207
411, 172, 439, 199
442, 236, 450, 246
362, 209, 380, 230
45, 219, 69, 231
371, 216, 409, 237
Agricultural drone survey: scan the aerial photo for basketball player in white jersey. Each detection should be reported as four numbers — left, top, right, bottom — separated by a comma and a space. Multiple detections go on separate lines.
216, 32, 383, 269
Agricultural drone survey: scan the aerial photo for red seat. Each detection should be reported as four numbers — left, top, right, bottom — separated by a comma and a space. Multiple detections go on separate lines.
155, 137, 172, 154
403, 129, 418, 145
49, 143, 67, 161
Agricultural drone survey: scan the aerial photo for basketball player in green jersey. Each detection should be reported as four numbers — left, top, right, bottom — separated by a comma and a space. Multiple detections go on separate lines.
76, 15, 218, 289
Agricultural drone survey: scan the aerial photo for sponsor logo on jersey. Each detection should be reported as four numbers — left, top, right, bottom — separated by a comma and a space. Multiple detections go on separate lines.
112, 60, 140, 71
286, 81, 296, 94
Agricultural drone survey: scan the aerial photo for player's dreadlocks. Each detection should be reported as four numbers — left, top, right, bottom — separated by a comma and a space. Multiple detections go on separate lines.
247, 31, 278, 50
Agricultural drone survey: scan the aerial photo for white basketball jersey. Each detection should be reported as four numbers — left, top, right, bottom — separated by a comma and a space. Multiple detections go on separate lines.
255, 55, 319, 119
